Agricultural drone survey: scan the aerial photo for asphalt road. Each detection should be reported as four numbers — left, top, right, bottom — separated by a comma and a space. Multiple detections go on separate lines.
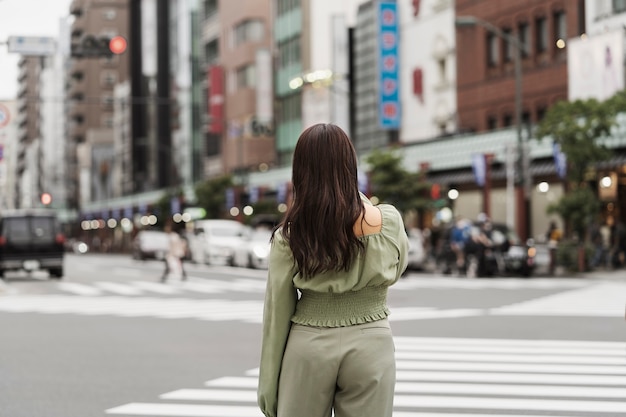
0, 254, 624, 417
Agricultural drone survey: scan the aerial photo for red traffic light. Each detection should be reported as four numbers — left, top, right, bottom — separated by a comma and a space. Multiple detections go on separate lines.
109, 36, 127, 55
41, 192, 52, 205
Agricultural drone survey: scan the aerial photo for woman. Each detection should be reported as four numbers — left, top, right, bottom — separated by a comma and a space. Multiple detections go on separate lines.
257, 123, 409, 417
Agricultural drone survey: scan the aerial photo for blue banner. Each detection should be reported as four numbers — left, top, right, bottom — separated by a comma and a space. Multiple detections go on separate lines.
377, 1, 400, 129
553, 142, 567, 179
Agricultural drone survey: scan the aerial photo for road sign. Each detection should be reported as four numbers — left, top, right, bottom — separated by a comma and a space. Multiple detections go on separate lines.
0, 103, 10, 128
8, 36, 56, 56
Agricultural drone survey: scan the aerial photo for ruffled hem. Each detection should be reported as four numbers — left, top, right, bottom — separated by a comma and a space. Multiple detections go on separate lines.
291, 309, 390, 328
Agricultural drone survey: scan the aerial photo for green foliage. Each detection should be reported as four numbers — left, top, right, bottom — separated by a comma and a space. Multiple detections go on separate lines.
536, 92, 626, 239
546, 186, 599, 238
556, 238, 594, 272
535, 98, 613, 184
365, 148, 432, 214
193, 174, 234, 219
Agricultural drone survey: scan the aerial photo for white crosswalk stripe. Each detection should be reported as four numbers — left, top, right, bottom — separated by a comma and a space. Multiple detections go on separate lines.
491, 282, 626, 317
106, 337, 626, 417
51, 278, 266, 296
1, 280, 624, 321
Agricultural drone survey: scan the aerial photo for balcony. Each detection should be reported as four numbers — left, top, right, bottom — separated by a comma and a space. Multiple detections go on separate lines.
202, 13, 220, 43
70, 0, 84, 16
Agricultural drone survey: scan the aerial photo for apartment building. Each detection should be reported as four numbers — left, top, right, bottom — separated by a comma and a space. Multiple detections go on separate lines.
67, 0, 129, 208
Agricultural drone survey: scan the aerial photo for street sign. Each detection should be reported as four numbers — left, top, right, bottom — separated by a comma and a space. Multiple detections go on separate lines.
0, 103, 10, 128
8, 36, 56, 56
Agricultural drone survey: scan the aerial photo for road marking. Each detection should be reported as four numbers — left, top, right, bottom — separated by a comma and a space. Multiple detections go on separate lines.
492, 282, 626, 317
131, 281, 182, 294
395, 277, 588, 289
106, 337, 626, 417
106, 403, 263, 416
95, 282, 144, 296
56, 282, 104, 296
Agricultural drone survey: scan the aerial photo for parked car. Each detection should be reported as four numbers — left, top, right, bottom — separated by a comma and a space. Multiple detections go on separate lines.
188, 219, 246, 266
406, 228, 426, 270
131, 230, 169, 260
0, 209, 65, 279
232, 227, 273, 269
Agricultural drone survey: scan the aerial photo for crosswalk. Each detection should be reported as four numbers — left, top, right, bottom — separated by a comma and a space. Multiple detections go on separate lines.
105, 337, 626, 417
54, 278, 267, 296
0, 280, 623, 321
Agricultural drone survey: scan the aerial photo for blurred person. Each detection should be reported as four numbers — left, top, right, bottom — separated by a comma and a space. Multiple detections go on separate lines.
450, 216, 471, 275
473, 219, 494, 277
546, 221, 562, 275
160, 222, 187, 282
257, 123, 409, 417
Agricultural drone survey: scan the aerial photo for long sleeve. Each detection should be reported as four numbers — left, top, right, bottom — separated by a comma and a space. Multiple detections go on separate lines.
258, 234, 298, 417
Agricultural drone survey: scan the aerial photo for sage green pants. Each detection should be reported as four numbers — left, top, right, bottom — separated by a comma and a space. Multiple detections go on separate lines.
277, 319, 395, 417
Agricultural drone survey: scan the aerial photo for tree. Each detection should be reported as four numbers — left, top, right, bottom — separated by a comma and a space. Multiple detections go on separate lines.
365, 148, 432, 215
535, 91, 626, 239
194, 174, 234, 219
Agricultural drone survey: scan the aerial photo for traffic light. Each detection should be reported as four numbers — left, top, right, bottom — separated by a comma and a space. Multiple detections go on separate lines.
40, 192, 52, 206
71, 35, 127, 58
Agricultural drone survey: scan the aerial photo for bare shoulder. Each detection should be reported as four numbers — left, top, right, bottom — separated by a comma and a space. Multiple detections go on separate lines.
354, 204, 383, 237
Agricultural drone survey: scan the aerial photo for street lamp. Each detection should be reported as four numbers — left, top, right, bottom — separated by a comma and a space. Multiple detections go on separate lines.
455, 16, 529, 239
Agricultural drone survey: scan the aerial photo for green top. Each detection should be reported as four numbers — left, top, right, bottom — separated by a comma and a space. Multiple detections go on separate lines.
257, 201, 409, 417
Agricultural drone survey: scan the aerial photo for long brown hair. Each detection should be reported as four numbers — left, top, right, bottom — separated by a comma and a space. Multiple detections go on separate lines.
274, 123, 365, 278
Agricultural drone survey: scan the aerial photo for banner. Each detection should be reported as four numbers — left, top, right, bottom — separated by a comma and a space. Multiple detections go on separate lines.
471, 153, 486, 187
553, 142, 567, 179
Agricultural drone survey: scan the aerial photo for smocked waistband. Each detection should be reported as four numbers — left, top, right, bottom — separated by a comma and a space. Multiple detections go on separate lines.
291, 285, 389, 328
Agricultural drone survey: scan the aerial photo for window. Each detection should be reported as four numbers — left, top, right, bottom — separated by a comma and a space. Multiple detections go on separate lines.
236, 64, 256, 89
537, 106, 547, 122
233, 19, 264, 47
554, 11, 567, 42
518, 22, 530, 57
487, 116, 498, 130
205, 39, 218, 65
277, 0, 299, 16
535, 17, 548, 53
278, 36, 300, 68
279, 93, 301, 123
204, 0, 217, 19
503, 114, 513, 127
613, 0, 626, 13
101, 71, 117, 87
487, 33, 499, 67
103, 9, 116, 20
503, 28, 513, 62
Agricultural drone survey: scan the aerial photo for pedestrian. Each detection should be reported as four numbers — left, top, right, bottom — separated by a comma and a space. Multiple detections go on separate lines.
160, 222, 187, 282
257, 123, 409, 417
546, 220, 562, 275
450, 216, 470, 275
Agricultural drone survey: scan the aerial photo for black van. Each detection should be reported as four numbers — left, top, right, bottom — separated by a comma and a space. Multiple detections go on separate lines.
0, 209, 65, 279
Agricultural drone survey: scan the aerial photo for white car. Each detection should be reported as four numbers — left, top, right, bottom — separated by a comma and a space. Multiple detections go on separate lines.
188, 219, 246, 265
406, 228, 426, 270
232, 227, 273, 269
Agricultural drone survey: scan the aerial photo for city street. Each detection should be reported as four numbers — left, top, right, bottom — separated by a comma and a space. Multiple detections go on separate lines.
0, 253, 624, 417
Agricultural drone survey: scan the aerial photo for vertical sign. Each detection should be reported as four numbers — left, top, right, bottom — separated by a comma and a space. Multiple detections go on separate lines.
255, 49, 273, 125
377, 1, 400, 129
208, 65, 224, 133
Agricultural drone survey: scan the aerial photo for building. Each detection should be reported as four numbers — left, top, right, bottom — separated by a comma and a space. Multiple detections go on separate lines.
398, 0, 457, 143
200, 0, 276, 183
0, 101, 17, 210
15, 56, 43, 208
67, 0, 129, 208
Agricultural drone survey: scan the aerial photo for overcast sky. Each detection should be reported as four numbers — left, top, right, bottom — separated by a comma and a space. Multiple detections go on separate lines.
0, 0, 72, 100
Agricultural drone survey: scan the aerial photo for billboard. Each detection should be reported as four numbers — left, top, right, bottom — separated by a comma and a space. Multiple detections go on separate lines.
568, 30, 625, 101
377, 0, 401, 129
7, 36, 56, 56
208, 66, 224, 134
